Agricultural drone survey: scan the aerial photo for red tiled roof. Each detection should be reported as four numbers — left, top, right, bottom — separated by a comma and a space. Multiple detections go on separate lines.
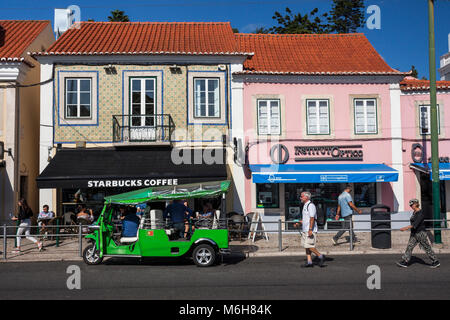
32, 22, 251, 56
0, 20, 49, 63
235, 33, 404, 75
400, 77, 450, 91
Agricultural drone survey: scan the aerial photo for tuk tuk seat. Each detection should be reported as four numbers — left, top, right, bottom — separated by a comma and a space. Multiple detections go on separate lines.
120, 236, 138, 244
119, 215, 144, 244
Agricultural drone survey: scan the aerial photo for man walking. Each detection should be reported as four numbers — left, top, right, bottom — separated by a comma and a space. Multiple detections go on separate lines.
332, 185, 362, 245
294, 192, 325, 268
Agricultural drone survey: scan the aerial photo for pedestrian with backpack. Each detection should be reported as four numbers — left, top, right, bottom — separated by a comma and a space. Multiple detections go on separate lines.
294, 192, 325, 268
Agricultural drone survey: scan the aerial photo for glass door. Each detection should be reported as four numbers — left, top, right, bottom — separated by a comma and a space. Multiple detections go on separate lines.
130, 78, 156, 141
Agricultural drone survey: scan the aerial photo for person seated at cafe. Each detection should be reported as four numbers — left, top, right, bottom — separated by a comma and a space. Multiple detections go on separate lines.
76, 205, 94, 223
120, 206, 140, 238
197, 203, 214, 228
164, 199, 192, 239
38, 205, 55, 228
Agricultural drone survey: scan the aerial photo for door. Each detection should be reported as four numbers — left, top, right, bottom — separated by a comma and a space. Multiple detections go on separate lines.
129, 77, 156, 141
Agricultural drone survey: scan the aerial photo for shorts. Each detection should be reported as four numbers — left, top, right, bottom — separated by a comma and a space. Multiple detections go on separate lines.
301, 232, 317, 249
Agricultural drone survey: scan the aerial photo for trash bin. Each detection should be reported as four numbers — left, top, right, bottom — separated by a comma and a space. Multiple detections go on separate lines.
370, 204, 391, 249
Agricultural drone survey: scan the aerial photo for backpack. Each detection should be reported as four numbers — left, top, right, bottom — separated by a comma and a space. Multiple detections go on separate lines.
305, 201, 325, 227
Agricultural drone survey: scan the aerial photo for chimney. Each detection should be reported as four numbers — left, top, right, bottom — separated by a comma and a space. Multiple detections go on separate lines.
54, 6, 80, 39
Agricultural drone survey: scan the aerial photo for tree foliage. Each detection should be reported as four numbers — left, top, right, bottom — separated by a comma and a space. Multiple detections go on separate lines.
327, 0, 366, 33
410, 65, 419, 78
267, 7, 329, 34
261, 0, 366, 34
108, 10, 130, 22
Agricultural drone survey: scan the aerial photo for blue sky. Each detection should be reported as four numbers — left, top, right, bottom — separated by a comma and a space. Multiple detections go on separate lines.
1, 0, 449, 79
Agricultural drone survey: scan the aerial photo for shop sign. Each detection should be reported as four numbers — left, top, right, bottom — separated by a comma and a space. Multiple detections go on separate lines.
411, 143, 449, 163
270, 144, 289, 164
319, 175, 348, 182
87, 178, 179, 188
295, 145, 363, 161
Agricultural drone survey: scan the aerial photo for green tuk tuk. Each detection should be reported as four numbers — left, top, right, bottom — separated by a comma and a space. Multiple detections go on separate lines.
83, 180, 231, 267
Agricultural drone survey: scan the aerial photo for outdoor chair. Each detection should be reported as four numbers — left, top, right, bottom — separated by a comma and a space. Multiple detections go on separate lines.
63, 212, 78, 234
229, 214, 245, 241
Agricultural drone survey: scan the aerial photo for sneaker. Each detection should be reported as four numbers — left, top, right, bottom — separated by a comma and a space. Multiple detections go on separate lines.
38, 242, 43, 252
318, 255, 325, 267
396, 260, 409, 268
430, 261, 440, 268
11, 248, 21, 253
301, 262, 314, 268
332, 238, 338, 246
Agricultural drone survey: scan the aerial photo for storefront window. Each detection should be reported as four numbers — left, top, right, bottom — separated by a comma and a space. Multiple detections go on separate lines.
256, 184, 279, 208
353, 183, 377, 207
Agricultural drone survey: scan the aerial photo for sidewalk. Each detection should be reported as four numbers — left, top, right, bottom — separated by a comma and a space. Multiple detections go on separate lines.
2, 230, 450, 262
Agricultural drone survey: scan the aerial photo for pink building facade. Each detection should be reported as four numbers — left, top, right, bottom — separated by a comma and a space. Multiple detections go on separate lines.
237, 80, 404, 226
400, 78, 450, 220
231, 33, 417, 227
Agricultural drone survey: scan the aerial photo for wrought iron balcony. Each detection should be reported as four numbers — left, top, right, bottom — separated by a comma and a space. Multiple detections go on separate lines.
112, 114, 175, 143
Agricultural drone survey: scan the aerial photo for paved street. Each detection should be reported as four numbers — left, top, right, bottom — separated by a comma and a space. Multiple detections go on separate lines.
1, 253, 449, 300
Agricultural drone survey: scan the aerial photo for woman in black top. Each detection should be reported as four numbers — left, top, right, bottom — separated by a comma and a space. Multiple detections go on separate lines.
11, 198, 42, 253
397, 199, 440, 268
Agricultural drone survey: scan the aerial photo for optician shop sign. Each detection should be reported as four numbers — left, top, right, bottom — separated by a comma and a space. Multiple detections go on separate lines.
294, 145, 363, 162
87, 178, 179, 188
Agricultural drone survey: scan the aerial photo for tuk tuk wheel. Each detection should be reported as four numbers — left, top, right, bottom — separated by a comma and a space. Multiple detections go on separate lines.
83, 244, 103, 265
192, 244, 216, 267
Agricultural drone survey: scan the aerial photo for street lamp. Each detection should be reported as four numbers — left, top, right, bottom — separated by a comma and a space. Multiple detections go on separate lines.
427, 0, 441, 243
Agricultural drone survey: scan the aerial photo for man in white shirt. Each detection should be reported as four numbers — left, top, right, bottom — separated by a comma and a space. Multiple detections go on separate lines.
294, 192, 325, 268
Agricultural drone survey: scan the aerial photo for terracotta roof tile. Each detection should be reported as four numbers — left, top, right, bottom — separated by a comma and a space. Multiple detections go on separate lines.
235, 33, 404, 75
0, 20, 49, 63
400, 76, 450, 91
33, 22, 251, 56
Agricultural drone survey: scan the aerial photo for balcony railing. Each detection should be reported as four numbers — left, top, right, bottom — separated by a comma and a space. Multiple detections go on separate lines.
112, 114, 175, 143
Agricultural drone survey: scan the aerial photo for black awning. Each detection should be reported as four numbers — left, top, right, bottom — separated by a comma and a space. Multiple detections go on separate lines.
37, 147, 228, 189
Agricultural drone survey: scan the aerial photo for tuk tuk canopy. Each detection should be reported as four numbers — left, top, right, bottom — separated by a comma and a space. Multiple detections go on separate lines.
104, 180, 231, 205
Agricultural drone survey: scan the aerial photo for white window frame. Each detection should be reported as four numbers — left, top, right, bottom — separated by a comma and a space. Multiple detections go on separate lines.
257, 99, 281, 135
354, 98, 378, 134
193, 78, 220, 118
419, 104, 440, 135
306, 99, 330, 135
130, 77, 156, 127
65, 78, 92, 119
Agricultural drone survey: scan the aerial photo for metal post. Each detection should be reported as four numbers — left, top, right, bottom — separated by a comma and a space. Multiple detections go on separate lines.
79, 223, 83, 257
3, 225, 6, 260
55, 217, 60, 247
349, 219, 354, 251
278, 219, 282, 252
428, 0, 442, 244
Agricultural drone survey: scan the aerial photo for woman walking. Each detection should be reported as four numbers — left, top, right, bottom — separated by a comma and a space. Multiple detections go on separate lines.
11, 198, 43, 253
397, 199, 440, 268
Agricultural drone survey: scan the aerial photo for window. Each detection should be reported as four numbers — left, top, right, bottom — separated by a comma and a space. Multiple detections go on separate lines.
256, 183, 279, 208
419, 104, 440, 135
354, 98, 377, 134
130, 77, 156, 127
65, 78, 92, 119
354, 183, 377, 208
194, 78, 220, 118
257, 99, 281, 135
306, 99, 330, 135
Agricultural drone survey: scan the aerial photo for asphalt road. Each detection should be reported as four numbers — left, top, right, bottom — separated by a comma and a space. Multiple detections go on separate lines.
0, 253, 449, 300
